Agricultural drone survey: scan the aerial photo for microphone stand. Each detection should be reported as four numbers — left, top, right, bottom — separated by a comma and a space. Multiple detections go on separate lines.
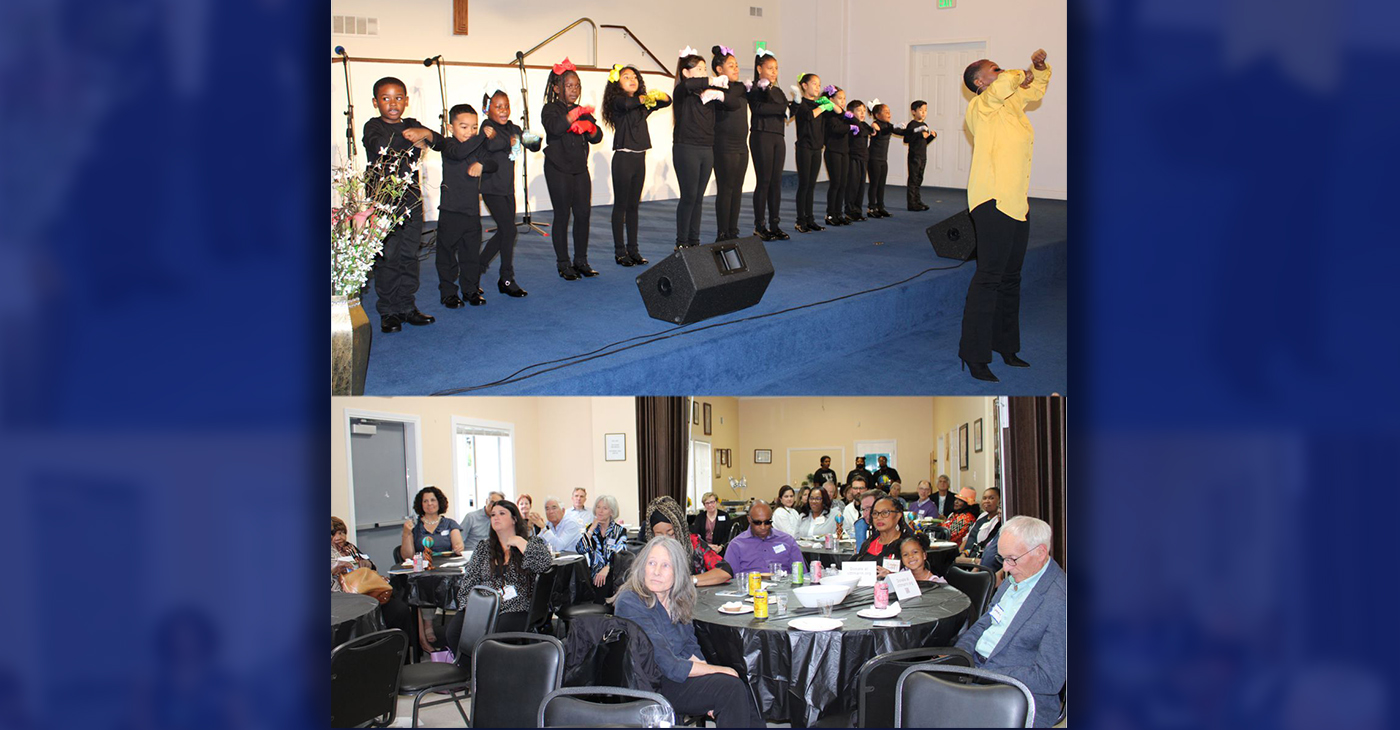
511, 50, 549, 238
338, 52, 357, 163
431, 57, 449, 137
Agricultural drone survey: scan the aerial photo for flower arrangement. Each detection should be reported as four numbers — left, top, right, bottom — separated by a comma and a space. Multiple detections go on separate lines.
331, 147, 417, 298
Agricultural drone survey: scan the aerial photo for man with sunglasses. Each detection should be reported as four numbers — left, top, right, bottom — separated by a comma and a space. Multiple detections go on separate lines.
721, 501, 802, 574
954, 515, 1065, 727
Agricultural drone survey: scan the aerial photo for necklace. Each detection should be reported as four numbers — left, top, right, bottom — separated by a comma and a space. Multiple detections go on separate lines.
422, 515, 442, 531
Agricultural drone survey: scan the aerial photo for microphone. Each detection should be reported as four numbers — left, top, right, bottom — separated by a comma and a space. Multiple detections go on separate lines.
515, 51, 525, 61
335, 46, 349, 58
423, 55, 441, 66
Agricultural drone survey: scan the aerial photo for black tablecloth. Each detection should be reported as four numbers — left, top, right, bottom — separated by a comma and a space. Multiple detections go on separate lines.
331, 592, 384, 647
691, 580, 970, 725
390, 553, 589, 610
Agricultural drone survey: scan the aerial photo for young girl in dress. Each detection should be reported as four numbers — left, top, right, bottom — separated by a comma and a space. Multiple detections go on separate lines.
747, 50, 789, 241
541, 58, 605, 280
600, 64, 671, 266
672, 48, 727, 248
788, 73, 833, 232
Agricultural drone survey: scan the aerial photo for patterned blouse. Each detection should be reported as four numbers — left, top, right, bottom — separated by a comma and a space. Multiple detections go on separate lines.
459, 536, 553, 614
944, 512, 977, 545
577, 522, 629, 578
689, 534, 727, 575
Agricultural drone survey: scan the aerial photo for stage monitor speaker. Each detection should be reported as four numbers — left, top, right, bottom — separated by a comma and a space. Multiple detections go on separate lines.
926, 209, 978, 261
636, 237, 775, 325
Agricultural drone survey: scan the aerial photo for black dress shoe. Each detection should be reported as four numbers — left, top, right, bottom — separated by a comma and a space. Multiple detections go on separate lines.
498, 279, 528, 297
849, 212, 866, 222
868, 208, 881, 218
794, 221, 812, 234
809, 221, 825, 231
575, 262, 599, 277
825, 215, 842, 227
380, 314, 402, 333
441, 294, 465, 309
615, 255, 635, 267
629, 253, 649, 265
962, 359, 999, 383
558, 266, 580, 281
1000, 353, 1031, 368
768, 227, 790, 241
916, 203, 930, 211
404, 309, 435, 326
754, 228, 774, 242
466, 292, 486, 306
879, 208, 894, 218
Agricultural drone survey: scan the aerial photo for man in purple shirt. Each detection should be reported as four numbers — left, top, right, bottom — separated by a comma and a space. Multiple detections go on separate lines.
912, 479, 941, 518
722, 502, 802, 573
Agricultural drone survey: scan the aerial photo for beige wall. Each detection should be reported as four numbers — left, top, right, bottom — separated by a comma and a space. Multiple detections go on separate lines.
931, 397, 998, 496
690, 397, 742, 503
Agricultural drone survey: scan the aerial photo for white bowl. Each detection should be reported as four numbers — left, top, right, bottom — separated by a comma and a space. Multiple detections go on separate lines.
791, 584, 853, 608
820, 572, 861, 589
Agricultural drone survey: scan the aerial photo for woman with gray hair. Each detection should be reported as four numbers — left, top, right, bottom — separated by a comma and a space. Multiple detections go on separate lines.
577, 493, 629, 592
612, 536, 764, 727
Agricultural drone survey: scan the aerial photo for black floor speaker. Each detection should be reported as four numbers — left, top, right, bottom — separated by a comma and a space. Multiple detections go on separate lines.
636, 237, 775, 325
927, 209, 978, 261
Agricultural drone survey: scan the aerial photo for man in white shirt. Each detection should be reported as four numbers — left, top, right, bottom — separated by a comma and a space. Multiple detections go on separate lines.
565, 486, 591, 527
841, 477, 867, 533
540, 496, 583, 553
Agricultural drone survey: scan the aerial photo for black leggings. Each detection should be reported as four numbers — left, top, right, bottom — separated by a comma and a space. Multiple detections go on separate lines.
795, 146, 822, 224
435, 209, 482, 297
847, 156, 868, 215
868, 158, 889, 209
673, 143, 714, 246
749, 132, 785, 228
713, 148, 749, 239
610, 151, 646, 257
824, 150, 849, 217
959, 200, 1031, 363
544, 163, 592, 269
480, 193, 518, 282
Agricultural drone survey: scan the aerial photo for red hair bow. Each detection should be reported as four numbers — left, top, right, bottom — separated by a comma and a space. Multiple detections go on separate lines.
553, 57, 576, 75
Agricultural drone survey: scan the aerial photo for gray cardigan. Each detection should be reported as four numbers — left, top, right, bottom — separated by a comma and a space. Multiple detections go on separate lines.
954, 557, 1066, 727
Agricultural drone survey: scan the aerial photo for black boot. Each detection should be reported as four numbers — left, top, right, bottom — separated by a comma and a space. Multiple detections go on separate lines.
962, 359, 999, 383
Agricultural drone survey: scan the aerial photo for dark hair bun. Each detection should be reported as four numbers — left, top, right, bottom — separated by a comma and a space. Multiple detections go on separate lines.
712, 45, 723, 56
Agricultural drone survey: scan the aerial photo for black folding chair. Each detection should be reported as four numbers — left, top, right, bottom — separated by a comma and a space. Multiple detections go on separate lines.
525, 564, 560, 634
331, 629, 408, 728
943, 565, 993, 632
809, 647, 972, 728
397, 585, 499, 727
470, 632, 566, 727
894, 664, 1035, 728
538, 687, 674, 727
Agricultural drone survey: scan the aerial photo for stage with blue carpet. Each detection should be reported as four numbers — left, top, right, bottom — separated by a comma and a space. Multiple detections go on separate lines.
360, 181, 1067, 395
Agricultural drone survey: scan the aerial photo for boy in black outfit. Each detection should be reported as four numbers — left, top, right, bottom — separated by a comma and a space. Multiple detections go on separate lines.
900, 100, 936, 211
362, 77, 436, 333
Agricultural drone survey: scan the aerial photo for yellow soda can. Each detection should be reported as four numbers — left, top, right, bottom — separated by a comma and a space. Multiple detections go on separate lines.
748, 570, 761, 596
754, 588, 769, 619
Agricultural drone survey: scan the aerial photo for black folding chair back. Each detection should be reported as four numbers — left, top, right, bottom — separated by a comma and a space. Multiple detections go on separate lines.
331, 629, 407, 728
396, 585, 500, 727
943, 566, 993, 631
525, 564, 559, 634
538, 687, 674, 727
854, 647, 972, 729
894, 664, 1035, 728
471, 631, 565, 727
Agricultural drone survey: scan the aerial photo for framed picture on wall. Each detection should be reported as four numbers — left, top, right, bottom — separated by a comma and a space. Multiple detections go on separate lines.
725, 450, 732, 468
716, 449, 723, 472
604, 433, 626, 461
703, 403, 712, 435
974, 418, 983, 453
754, 449, 772, 464
693, 401, 699, 425
959, 423, 970, 470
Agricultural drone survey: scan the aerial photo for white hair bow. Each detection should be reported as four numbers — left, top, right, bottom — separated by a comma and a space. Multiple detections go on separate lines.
480, 81, 510, 107
756, 48, 775, 59
679, 45, 699, 58
869, 97, 881, 109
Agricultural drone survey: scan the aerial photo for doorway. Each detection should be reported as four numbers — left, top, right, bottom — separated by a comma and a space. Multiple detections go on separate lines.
689, 440, 712, 511
909, 41, 986, 189
344, 408, 423, 571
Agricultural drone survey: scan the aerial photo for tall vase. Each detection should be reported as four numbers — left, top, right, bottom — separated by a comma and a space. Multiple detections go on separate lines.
331, 295, 372, 395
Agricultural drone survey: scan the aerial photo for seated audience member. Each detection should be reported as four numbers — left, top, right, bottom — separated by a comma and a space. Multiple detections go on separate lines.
954, 516, 1066, 727
842, 482, 865, 529
566, 486, 591, 527
577, 494, 629, 595
644, 496, 734, 586
944, 488, 980, 544
795, 487, 840, 539
911, 480, 940, 518
933, 474, 956, 517
459, 490, 504, 550
539, 496, 583, 553
851, 491, 879, 552
448, 500, 552, 646
516, 493, 545, 537
898, 533, 947, 584
771, 485, 802, 536
723, 501, 802, 573
400, 486, 465, 652
796, 485, 811, 510
612, 536, 764, 727
856, 496, 915, 574
958, 487, 1003, 562
823, 479, 845, 514
690, 492, 736, 552
332, 517, 415, 648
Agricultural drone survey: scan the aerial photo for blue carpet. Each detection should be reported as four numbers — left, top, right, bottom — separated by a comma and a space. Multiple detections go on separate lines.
361, 183, 1067, 395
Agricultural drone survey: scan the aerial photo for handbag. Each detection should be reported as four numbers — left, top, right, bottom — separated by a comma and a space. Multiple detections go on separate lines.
339, 567, 394, 604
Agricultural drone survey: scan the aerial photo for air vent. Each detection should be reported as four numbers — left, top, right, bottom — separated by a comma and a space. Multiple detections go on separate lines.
749, 6, 763, 16
332, 15, 379, 36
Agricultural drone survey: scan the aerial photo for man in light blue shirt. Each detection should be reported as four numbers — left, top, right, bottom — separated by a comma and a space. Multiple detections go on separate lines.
540, 496, 583, 553
954, 516, 1066, 727
565, 486, 591, 528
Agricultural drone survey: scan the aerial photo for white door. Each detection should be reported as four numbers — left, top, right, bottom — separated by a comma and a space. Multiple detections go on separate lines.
910, 41, 986, 190
690, 440, 712, 511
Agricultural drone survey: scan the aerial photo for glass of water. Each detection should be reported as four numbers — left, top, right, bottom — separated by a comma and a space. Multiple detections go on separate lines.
772, 593, 788, 616
818, 598, 834, 618
640, 704, 674, 728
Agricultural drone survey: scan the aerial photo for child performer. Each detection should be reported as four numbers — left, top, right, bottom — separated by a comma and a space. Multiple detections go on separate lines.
478, 85, 541, 297
362, 76, 435, 333
866, 101, 896, 218
789, 73, 834, 232
903, 100, 936, 211
844, 99, 875, 222
672, 47, 726, 248
710, 45, 749, 243
822, 85, 855, 227
600, 64, 670, 266
541, 58, 605, 280
747, 49, 789, 241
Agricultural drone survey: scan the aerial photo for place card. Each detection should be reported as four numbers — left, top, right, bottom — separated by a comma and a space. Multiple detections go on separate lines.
844, 561, 878, 587
887, 570, 923, 602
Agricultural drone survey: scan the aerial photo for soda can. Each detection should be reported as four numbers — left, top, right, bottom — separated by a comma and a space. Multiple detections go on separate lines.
874, 578, 890, 610
791, 560, 805, 586
754, 588, 769, 619
748, 570, 761, 596
824, 533, 833, 549
811, 559, 823, 584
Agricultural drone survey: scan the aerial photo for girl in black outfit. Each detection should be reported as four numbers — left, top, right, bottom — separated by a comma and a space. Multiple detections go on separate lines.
747, 50, 789, 242
600, 64, 671, 266
844, 99, 875, 222
710, 45, 749, 242
822, 85, 856, 227
541, 59, 605, 280
672, 49, 726, 248
866, 102, 896, 218
789, 73, 832, 233
479, 88, 541, 297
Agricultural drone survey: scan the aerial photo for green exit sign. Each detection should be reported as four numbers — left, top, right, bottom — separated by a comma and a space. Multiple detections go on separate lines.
938, 0, 956, 7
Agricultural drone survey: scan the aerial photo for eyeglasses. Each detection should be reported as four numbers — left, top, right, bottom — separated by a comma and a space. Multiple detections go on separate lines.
750, 519, 773, 526
1000, 546, 1039, 566
872, 509, 900, 518
703, 500, 718, 506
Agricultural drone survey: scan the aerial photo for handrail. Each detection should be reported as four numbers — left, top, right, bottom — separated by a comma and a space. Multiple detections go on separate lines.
512, 17, 597, 68
600, 24, 675, 78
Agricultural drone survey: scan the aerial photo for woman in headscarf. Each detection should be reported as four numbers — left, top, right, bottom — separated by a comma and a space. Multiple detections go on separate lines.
644, 496, 734, 587
944, 487, 981, 545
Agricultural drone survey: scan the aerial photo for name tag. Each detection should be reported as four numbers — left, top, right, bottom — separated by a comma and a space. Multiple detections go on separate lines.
991, 605, 1005, 624
503, 585, 518, 601
883, 557, 902, 573
815, 516, 826, 525
717, 515, 727, 521
773, 544, 786, 554
439, 530, 448, 536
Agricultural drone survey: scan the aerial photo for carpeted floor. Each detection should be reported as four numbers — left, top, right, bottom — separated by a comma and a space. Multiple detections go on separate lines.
361, 182, 1066, 395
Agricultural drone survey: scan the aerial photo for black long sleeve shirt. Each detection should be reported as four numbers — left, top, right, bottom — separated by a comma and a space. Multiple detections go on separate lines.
869, 121, 896, 161
362, 116, 431, 207
478, 118, 525, 197
791, 98, 826, 151
747, 84, 788, 137
672, 76, 717, 147
430, 131, 499, 215
849, 120, 874, 160
713, 82, 749, 153
901, 119, 934, 159
609, 94, 671, 151
541, 100, 604, 174
824, 110, 854, 154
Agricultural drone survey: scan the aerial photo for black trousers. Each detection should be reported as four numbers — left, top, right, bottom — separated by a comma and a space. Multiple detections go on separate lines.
610, 151, 646, 257
824, 150, 849, 217
372, 202, 422, 317
907, 153, 926, 207
749, 132, 785, 229
959, 199, 1031, 363
847, 156, 868, 215
480, 193, 518, 282
868, 158, 889, 210
435, 210, 482, 297
544, 163, 593, 269
713, 148, 749, 239
673, 143, 714, 246
658, 673, 764, 728
795, 146, 822, 224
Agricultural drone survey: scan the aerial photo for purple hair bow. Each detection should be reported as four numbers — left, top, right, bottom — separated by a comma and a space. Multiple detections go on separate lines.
718, 45, 735, 57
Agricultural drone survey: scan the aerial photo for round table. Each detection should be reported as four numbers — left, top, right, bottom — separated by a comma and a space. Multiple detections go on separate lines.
331, 592, 384, 647
691, 578, 970, 725
391, 552, 588, 610
797, 540, 858, 568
